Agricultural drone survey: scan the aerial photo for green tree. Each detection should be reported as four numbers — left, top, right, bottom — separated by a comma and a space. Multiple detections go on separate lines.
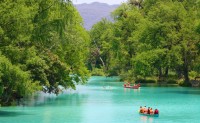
0, 0, 90, 105
0, 54, 41, 106
90, 18, 116, 75
90, 0, 200, 86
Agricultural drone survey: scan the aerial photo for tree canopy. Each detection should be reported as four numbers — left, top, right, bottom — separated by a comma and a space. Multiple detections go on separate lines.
89, 0, 200, 85
0, 0, 90, 106
1, 0, 200, 106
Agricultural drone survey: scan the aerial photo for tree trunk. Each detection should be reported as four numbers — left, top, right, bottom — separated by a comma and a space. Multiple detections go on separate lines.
165, 67, 168, 78
158, 67, 162, 80
183, 51, 190, 86
176, 67, 182, 79
93, 40, 105, 68
99, 57, 105, 67
183, 63, 190, 85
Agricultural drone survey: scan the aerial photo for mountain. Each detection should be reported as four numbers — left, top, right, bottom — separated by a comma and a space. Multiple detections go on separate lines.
75, 2, 119, 30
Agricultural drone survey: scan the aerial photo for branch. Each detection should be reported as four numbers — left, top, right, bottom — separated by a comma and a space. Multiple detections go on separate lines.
93, 40, 105, 67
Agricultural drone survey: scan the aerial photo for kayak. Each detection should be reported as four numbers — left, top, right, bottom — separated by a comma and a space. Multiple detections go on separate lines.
139, 113, 159, 117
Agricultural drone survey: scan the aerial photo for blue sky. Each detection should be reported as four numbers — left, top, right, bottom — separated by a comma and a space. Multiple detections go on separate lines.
72, 0, 127, 5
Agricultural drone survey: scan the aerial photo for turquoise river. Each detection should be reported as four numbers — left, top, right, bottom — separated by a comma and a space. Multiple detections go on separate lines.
1, 76, 200, 123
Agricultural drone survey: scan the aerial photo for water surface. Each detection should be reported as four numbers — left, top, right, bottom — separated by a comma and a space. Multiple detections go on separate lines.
1, 76, 200, 123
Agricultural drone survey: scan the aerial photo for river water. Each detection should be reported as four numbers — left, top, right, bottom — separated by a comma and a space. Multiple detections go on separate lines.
0, 76, 200, 123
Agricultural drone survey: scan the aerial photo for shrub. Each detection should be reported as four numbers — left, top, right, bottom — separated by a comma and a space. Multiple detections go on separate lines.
91, 68, 105, 76
166, 79, 177, 84
136, 78, 156, 83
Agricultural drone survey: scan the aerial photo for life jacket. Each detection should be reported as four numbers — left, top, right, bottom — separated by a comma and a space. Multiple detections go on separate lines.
143, 108, 148, 113
147, 109, 150, 114
140, 108, 143, 113
154, 109, 159, 114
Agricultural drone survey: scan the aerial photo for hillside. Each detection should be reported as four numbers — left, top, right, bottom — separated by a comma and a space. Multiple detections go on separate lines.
75, 2, 119, 30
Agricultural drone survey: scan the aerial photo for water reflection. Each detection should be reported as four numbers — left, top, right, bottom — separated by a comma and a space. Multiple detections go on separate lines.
0, 110, 32, 117
140, 116, 154, 123
24, 87, 90, 107
123, 88, 140, 93
167, 90, 200, 95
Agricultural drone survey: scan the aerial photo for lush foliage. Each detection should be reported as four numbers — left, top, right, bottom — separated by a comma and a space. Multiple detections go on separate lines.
89, 0, 200, 85
0, 0, 90, 106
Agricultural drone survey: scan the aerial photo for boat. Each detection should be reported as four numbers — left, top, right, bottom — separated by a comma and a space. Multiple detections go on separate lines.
137, 83, 141, 87
124, 84, 140, 89
139, 113, 159, 117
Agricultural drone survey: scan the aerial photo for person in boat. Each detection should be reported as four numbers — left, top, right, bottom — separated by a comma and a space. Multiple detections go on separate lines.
150, 108, 154, 114
127, 82, 130, 86
154, 109, 159, 114
139, 106, 143, 113
147, 107, 151, 114
143, 106, 147, 114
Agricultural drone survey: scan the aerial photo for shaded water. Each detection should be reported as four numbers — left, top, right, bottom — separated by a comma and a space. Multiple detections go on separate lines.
1, 76, 200, 123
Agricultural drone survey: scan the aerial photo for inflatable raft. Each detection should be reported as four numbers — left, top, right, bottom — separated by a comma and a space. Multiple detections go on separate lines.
139, 113, 159, 117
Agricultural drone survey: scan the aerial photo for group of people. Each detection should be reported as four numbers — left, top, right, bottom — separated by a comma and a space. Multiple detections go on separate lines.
124, 82, 131, 87
124, 82, 140, 87
139, 106, 159, 115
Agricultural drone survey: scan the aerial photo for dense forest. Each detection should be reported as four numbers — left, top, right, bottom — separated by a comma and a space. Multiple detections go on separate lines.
0, 0, 90, 106
89, 0, 200, 85
1, 0, 200, 106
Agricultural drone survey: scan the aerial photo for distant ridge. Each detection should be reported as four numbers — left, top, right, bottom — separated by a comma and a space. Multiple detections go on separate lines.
75, 2, 119, 30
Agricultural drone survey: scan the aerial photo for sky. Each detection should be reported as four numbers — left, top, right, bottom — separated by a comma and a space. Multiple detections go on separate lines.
72, 0, 127, 5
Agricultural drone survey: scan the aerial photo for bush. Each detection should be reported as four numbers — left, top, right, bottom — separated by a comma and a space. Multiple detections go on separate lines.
166, 79, 177, 84
136, 78, 156, 83
189, 71, 198, 80
91, 68, 105, 76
